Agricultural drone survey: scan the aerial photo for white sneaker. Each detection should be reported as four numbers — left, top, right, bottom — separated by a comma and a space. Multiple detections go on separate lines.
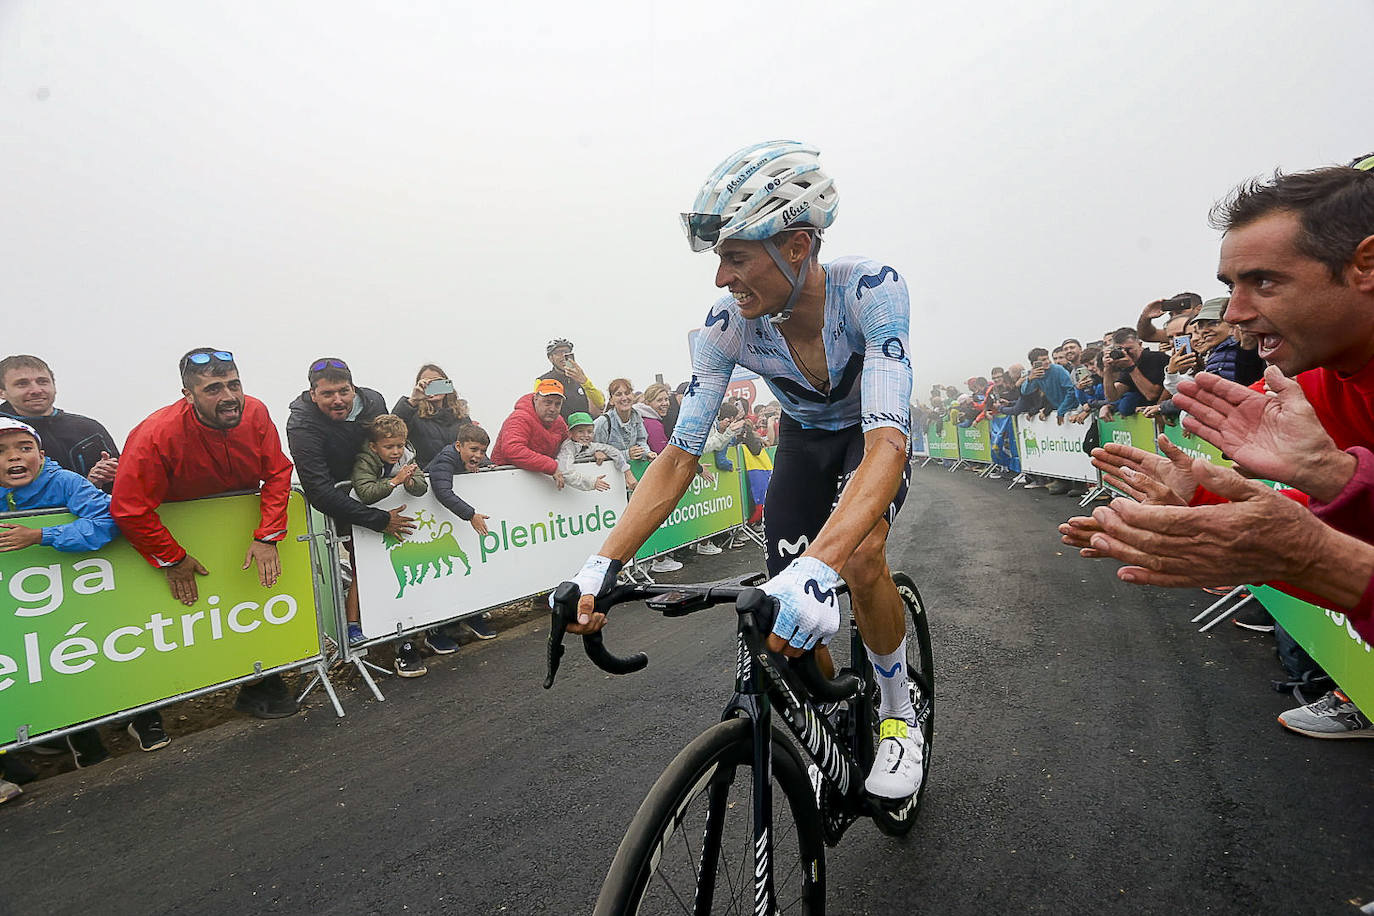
650, 557, 684, 573
694, 541, 722, 555
864, 718, 923, 799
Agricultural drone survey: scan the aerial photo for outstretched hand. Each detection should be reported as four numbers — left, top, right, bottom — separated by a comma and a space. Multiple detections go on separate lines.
1060, 436, 1195, 556
1174, 368, 1354, 501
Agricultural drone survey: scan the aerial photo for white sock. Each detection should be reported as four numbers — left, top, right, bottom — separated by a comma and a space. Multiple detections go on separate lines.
866, 641, 916, 724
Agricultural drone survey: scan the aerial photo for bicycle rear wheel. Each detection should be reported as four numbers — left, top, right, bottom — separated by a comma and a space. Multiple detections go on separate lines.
867, 572, 935, 836
595, 717, 826, 915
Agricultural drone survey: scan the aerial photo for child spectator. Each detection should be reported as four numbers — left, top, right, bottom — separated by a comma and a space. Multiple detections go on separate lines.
350, 414, 440, 671
0, 417, 127, 767
425, 423, 498, 641
557, 412, 637, 492
426, 424, 493, 536
351, 414, 429, 504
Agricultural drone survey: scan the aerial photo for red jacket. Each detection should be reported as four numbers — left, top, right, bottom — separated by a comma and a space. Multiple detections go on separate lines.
112, 396, 294, 567
491, 394, 568, 475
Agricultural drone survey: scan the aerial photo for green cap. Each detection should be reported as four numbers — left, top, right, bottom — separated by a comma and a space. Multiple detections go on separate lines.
566, 412, 594, 428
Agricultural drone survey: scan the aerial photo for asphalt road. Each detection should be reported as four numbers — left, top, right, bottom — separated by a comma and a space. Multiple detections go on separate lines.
3, 465, 1371, 915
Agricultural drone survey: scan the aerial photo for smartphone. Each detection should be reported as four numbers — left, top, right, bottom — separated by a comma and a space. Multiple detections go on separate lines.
424, 378, 455, 396
1172, 334, 1192, 355
1073, 366, 1092, 384
1160, 295, 1193, 312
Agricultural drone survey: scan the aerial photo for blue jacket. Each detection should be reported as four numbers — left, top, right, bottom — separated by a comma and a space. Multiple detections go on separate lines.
0, 458, 119, 552
1021, 364, 1078, 416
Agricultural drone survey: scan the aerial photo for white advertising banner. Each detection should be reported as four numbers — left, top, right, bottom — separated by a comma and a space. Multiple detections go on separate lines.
1013, 415, 1097, 482
351, 468, 627, 638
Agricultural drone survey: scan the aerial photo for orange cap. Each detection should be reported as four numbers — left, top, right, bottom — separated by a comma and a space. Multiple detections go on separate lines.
534, 378, 565, 397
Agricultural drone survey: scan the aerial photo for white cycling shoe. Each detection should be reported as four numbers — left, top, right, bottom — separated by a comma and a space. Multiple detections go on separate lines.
864, 718, 924, 799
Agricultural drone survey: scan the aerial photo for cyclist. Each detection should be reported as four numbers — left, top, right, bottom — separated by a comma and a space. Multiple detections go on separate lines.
566, 140, 922, 800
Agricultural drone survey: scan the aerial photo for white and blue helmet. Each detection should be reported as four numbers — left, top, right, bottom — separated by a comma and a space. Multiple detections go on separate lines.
680, 140, 838, 253
680, 141, 839, 323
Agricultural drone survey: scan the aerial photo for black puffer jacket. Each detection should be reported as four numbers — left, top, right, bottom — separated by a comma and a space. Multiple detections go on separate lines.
286, 386, 390, 531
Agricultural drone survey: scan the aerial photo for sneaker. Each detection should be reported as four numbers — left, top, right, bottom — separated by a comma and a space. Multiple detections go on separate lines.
66, 729, 109, 769
425, 629, 460, 655
459, 615, 497, 640
728, 529, 753, 549
127, 713, 171, 752
1277, 689, 1374, 739
864, 718, 924, 799
650, 556, 684, 573
394, 641, 428, 678
694, 540, 722, 556
1045, 480, 1070, 495
233, 674, 299, 719
346, 622, 366, 646
1232, 604, 1275, 633
0, 778, 21, 805
987, 472, 1003, 480
1022, 479, 1047, 490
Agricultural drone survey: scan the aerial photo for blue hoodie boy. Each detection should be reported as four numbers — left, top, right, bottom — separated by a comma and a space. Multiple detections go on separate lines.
1, 458, 119, 552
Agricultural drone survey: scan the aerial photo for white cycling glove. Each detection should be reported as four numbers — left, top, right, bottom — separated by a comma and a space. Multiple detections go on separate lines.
554, 554, 623, 623
762, 557, 842, 650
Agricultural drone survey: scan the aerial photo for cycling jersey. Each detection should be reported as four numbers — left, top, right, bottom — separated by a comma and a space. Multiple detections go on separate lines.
669, 256, 913, 455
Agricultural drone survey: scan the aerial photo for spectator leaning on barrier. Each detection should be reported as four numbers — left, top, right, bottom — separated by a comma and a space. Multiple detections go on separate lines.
539, 338, 604, 421
557, 412, 637, 493
1063, 163, 1374, 738
286, 358, 418, 658
1020, 347, 1078, 419
0, 355, 120, 491
0, 417, 124, 767
393, 363, 474, 468
594, 378, 653, 461
113, 348, 297, 724
426, 423, 492, 536
1100, 328, 1166, 417
491, 378, 571, 488
1060, 339, 1083, 369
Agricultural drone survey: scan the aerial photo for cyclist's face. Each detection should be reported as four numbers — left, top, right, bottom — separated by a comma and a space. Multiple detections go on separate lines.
714, 240, 791, 319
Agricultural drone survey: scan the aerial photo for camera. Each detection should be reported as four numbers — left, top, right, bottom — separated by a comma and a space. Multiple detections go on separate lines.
424, 378, 455, 396
1160, 293, 1198, 313
1109, 347, 1126, 360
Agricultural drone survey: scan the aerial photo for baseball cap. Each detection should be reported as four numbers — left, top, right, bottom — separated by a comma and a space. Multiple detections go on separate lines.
566, 412, 594, 428
534, 378, 565, 397
1195, 297, 1229, 322
0, 417, 41, 445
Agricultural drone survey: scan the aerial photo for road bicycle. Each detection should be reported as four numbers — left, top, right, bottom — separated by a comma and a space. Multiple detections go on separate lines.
544, 570, 934, 915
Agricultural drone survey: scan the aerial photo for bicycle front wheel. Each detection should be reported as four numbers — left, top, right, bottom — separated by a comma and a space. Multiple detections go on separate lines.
595, 718, 826, 916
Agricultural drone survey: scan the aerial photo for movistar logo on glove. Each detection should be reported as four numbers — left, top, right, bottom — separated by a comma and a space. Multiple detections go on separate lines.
764, 556, 842, 650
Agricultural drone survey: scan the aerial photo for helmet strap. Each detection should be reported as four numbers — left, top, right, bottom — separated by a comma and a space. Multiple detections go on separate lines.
761, 237, 810, 325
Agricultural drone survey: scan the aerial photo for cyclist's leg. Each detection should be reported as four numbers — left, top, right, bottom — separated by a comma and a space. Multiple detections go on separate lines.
763, 413, 848, 577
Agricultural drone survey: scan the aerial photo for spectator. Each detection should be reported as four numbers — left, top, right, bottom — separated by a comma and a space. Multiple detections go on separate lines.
285, 357, 420, 671
393, 363, 475, 468
351, 414, 429, 504
0, 417, 121, 767
663, 381, 689, 440
593, 378, 653, 461
1051, 346, 1069, 368
0, 355, 120, 490
491, 378, 571, 487
426, 424, 493, 536
1060, 339, 1083, 368
1020, 347, 1078, 419
1192, 297, 1265, 386
113, 348, 297, 725
991, 365, 1024, 415
1064, 349, 1106, 423
557, 412, 637, 492
1100, 328, 1166, 417
635, 383, 673, 455
539, 338, 604, 421
1135, 292, 1203, 344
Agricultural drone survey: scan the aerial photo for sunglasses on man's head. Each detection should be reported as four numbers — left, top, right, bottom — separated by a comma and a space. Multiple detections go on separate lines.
180, 350, 234, 374
310, 358, 349, 372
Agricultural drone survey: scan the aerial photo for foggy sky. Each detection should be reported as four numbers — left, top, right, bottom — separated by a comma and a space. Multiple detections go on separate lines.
2, 0, 1371, 443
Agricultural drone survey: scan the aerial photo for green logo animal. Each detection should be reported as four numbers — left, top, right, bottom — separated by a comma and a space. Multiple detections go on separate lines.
1022, 429, 1041, 457
383, 520, 472, 598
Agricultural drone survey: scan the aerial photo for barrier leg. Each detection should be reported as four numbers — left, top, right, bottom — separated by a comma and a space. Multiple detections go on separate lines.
1008, 473, 1027, 490
1190, 586, 1248, 623
298, 660, 345, 718
1078, 484, 1108, 507
1199, 594, 1254, 633
351, 656, 387, 701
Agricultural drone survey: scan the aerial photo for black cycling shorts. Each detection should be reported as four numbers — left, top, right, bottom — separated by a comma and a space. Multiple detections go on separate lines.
763, 413, 910, 576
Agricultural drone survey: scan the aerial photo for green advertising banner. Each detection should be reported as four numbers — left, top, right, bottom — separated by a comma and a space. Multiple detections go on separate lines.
956, 421, 992, 463
1250, 586, 1372, 713
633, 449, 746, 560
925, 421, 960, 460
1160, 421, 1233, 468
1, 492, 320, 746
1096, 413, 1159, 454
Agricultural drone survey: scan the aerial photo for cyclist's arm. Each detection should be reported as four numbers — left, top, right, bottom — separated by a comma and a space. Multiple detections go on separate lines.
587, 445, 700, 563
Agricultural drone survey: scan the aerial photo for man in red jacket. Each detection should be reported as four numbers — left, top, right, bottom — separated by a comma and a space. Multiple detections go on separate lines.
491, 378, 571, 488
112, 348, 298, 720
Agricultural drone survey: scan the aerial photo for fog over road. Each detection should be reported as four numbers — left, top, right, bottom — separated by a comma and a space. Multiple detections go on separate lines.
3, 466, 1370, 915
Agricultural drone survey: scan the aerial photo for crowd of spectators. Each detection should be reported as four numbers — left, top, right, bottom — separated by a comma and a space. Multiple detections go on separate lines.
0, 339, 783, 796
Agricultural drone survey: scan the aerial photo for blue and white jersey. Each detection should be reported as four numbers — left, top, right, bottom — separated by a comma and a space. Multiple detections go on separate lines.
669, 256, 912, 456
